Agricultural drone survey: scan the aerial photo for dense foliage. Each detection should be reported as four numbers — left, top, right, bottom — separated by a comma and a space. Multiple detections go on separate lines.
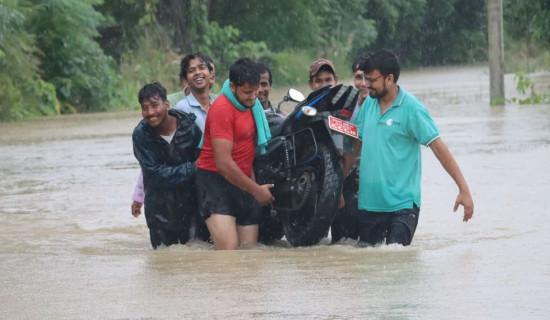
360, 0, 488, 66
0, 0, 548, 120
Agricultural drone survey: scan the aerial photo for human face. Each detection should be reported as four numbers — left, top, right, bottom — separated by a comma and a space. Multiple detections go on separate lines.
257, 72, 271, 107
309, 70, 338, 90
364, 70, 388, 99
230, 82, 259, 108
186, 58, 211, 92
353, 69, 369, 100
140, 95, 169, 128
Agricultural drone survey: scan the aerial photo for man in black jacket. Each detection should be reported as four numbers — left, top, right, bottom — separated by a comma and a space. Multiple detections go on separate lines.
132, 82, 203, 249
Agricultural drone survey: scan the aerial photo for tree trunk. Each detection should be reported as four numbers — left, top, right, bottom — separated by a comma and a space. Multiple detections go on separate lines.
156, 0, 192, 53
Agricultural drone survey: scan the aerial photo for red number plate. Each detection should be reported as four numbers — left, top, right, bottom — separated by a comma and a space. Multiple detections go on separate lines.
328, 116, 358, 138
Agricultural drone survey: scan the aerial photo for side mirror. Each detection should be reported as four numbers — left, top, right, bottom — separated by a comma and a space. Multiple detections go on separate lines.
277, 88, 305, 113
287, 89, 305, 102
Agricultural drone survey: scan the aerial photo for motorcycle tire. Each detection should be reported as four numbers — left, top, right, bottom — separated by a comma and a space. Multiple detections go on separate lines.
281, 142, 343, 246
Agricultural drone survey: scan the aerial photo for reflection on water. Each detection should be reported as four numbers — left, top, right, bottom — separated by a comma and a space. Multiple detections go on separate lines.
1, 66, 549, 319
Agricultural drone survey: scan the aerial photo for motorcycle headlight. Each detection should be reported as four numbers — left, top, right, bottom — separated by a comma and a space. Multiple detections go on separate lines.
301, 106, 317, 116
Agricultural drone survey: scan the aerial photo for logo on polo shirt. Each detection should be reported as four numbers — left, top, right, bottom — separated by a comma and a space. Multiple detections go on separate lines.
386, 119, 401, 126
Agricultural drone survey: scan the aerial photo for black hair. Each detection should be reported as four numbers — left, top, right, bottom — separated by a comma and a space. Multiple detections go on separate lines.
352, 53, 370, 73
138, 82, 167, 104
359, 48, 400, 83
179, 52, 214, 81
257, 62, 272, 85
229, 57, 261, 87
204, 55, 215, 69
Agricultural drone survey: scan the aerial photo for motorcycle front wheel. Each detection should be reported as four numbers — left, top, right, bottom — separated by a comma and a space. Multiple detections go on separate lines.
281, 141, 343, 246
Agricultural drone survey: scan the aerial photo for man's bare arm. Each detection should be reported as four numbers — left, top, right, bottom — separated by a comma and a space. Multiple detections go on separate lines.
429, 138, 474, 222
212, 138, 274, 205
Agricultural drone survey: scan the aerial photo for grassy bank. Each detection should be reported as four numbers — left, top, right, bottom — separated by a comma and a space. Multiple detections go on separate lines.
505, 41, 550, 73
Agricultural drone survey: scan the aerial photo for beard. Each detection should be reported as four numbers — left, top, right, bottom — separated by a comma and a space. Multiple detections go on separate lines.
369, 82, 388, 99
237, 97, 255, 108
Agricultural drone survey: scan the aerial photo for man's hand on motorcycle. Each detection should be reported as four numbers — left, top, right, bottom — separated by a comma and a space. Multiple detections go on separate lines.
254, 184, 275, 205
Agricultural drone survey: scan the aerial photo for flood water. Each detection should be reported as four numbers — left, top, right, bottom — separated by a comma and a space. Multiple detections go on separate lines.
1, 66, 549, 319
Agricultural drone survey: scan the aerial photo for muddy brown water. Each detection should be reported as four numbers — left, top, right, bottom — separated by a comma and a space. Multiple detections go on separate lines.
1, 66, 549, 319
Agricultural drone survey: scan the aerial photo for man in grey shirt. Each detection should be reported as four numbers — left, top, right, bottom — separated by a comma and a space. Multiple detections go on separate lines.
174, 52, 217, 131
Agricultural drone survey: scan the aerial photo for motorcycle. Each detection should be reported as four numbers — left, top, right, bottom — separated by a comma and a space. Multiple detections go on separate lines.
256, 84, 359, 246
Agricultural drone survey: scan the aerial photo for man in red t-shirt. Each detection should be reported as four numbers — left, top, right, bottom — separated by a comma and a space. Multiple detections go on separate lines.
196, 58, 274, 250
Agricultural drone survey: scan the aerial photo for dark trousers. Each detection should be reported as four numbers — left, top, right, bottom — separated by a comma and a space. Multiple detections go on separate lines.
149, 227, 189, 249
149, 216, 210, 249
331, 168, 360, 243
357, 204, 420, 246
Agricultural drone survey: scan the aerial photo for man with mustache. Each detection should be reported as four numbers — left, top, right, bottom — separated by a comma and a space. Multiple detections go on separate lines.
196, 58, 274, 250
344, 49, 474, 246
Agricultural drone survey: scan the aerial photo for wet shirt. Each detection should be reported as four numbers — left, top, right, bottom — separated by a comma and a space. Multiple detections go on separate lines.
132, 109, 202, 229
132, 94, 213, 204
174, 92, 216, 133
354, 86, 439, 212
197, 94, 257, 177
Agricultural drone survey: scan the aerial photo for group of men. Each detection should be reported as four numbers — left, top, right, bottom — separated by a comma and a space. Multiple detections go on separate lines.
131, 48, 474, 250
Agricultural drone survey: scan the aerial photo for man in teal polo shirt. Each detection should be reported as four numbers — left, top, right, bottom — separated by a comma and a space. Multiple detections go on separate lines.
344, 49, 474, 246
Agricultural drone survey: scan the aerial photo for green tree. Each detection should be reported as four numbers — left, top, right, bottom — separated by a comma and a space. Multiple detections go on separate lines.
0, 0, 59, 120
29, 0, 124, 112
189, 1, 267, 79
358, 0, 426, 66
314, 0, 377, 60
96, 0, 160, 61
420, 0, 486, 64
97, 0, 178, 98
503, 0, 550, 72
361, 0, 486, 67
100, 0, 268, 89
208, 0, 319, 50
7, 0, 526, 121
504, 0, 550, 43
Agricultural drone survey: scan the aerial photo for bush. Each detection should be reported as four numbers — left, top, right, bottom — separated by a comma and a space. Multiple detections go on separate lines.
30, 0, 125, 113
118, 29, 183, 109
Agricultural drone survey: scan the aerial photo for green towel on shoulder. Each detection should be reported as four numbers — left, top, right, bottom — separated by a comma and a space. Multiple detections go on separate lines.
199, 79, 271, 154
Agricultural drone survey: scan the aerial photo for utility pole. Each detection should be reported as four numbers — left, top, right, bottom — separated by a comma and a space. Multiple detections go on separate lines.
488, 0, 505, 105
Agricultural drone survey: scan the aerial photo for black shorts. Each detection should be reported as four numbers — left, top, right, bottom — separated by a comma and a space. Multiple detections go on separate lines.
356, 204, 420, 246
196, 168, 261, 225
